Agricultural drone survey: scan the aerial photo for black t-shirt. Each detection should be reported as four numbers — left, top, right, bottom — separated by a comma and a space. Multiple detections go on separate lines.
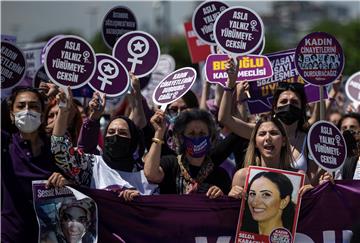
159, 155, 231, 195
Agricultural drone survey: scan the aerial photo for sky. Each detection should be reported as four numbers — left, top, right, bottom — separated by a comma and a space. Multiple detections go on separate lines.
2, 1, 358, 44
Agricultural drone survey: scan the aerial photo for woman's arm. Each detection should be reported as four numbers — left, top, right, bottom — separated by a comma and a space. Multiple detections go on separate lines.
128, 73, 147, 129
143, 110, 166, 183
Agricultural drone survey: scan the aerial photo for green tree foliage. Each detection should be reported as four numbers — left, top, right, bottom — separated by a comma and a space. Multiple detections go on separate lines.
311, 19, 360, 76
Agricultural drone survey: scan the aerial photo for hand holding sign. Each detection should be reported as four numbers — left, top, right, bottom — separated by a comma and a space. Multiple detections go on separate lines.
88, 92, 106, 120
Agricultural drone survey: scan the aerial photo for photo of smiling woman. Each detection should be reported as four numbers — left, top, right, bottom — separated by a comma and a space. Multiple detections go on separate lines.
236, 167, 304, 242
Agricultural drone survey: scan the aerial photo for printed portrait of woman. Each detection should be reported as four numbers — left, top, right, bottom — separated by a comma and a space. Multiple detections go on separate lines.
240, 171, 296, 237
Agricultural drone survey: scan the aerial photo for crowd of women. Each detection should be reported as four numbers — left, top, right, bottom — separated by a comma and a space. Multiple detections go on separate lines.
2, 58, 360, 242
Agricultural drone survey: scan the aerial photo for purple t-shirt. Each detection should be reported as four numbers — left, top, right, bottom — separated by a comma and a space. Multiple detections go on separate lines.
1, 131, 60, 243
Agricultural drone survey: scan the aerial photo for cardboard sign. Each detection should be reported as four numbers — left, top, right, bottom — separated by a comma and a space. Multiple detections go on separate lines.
246, 49, 328, 114
295, 32, 344, 86
88, 53, 130, 97
44, 35, 96, 89
345, 71, 360, 103
205, 54, 273, 87
32, 181, 98, 243
102, 6, 137, 49
192, 1, 229, 45
41, 35, 64, 64
236, 166, 304, 243
1, 41, 26, 89
308, 121, 347, 172
214, 6, 264, 56
152, 67, 196, 106
184, 22, 212, 63
113, 31, 160, 78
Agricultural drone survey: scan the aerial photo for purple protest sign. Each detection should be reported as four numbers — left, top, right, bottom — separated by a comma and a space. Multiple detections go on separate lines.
192, 1, 229, 45
214, 6, 264, 56
251, 37, 265, 55
88, 54, 130, 97
345, 71, 360, 103
113, 31, 160, 78
152, 67, 196, 106
40, 35, 63, 64
246, 49, 328, 114
102, 6, 137, 49
295, 32, 344, 86
1, 41, 26, 89
44, 35, 96, 89
307, 121, 347, 172
205, 54, 273, 87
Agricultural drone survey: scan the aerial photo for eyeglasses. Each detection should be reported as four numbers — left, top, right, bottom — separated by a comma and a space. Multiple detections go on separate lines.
277, 82, 304, 92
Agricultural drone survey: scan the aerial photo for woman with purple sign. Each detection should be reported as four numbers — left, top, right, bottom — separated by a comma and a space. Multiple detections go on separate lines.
144, 109, 231, 197
219, 58, 327, 186
1, 86, 69, 242
51, 85, 158, 200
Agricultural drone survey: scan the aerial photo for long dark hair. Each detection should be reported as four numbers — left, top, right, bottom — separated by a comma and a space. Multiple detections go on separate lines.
241, 171, 295, 234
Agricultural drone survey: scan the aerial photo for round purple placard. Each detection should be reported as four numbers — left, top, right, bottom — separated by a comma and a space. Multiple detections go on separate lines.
192, 1, 229, 45
269, 228, 292, 243
113, 31, 160, 78
102, 6, 137, 49
152, 67, 197, 106
251, 37, 265, 55
295, 32, 344, 86
1, 41, 27, 89
307, 121, 347, 172
33, 65, 49, 88
88, 54, 130, 97
44, 35, 96, 89
214, 6, 264, 56
345, 71, 360, 103
40, 35, 64, 64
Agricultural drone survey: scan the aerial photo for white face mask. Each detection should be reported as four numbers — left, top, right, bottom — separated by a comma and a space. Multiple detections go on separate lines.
14, 110, 42, 133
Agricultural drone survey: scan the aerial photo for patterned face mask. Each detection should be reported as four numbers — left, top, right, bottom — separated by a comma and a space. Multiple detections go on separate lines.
183, 135, 211, 158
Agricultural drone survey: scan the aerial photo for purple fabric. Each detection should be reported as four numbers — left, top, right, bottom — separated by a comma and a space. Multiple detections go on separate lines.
77, 117, 100, 154
76, 180, 360, 243
1, 131, 60, 243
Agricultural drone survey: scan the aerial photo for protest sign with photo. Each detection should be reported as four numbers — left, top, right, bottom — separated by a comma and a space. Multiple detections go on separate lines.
205, 54, 273, 87
246, 49, 328, 114
295, 32, 344, 86
345, 71, 360, 104
32, 181, 98, 243
44, 35, 96, 89
214, 6, 264, 56
88, 53, 130, 97
113, 31, 160, 78
1, 41, 26, 89
236, 166, 304, 243
152, 67, 196, 106
192, 1, 228, 45
102, 6, 137, 49
184, 22, 211, 64
307, 121, 347, 172
20, 42, 46, 85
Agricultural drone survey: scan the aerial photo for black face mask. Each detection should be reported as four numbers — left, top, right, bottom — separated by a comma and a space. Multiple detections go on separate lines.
275, 104, 303, 125
103, 135, 134, 171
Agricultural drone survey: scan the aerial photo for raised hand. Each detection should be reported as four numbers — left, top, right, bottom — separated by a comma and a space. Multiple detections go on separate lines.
88, 92, 106, 120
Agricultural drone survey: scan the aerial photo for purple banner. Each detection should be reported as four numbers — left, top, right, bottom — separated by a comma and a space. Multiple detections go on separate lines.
1, 41, 26, 89
214, 6, 264, 56
102, 6, 137, 49
192, 1, 229, 45
247, 50, 328, 114
345, 71, 360, 103
295, 32, 344, 86
307, 121, 347, 172
113, 31, 160, 78
73, 180, 360, 243
153, 67, 196, 106
44, 35, 96, 89
205, 54, 273, 87
88, 54, 130, 97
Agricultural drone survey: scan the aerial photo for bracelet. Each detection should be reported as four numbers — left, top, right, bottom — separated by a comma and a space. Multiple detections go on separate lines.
152, 138, 164, 144
223, 86, 235, 92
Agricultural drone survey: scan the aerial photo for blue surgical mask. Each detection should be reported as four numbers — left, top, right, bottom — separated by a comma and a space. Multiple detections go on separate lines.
165, 113, 179, 124
183, 135, 211, 158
